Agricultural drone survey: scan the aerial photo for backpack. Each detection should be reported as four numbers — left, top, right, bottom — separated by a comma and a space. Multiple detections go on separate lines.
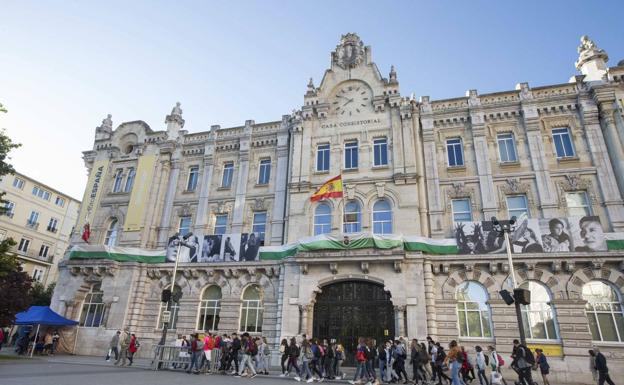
336, 349, 343, 360
497, 353, 505, 367
456, 351, 464, 364
248, 341, 258, 356
356, 349, 366, 362
522, 346, 535, 365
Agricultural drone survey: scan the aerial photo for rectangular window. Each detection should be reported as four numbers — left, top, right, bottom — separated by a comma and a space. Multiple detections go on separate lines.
566, 192, 591, 216
32, 186, 51, 200
47, 218, 59, 233
13, 177, 24, 189
18, 238, 30, 252
446, 138, 464, 167
221, 162, 234, 188
214, 214, 228, 235
252, 212, 267, 240
452, 199, 472, 222
316, 144, 330, 172
112, 169, 124, 193
27, 211, 39, 227
33, 268, 44, 282
178, 216, 192, 236
39, 244, 50, 258
497, 133, 518, 163
344, 141, 358, 169
552, 128, 575, 158
373, 138, 388, 166
124, 168, 135, 193
258, 159, 271, 185
3, 201, 15, 217
186, 166, 199, 191
55, 196, 65, 207
506, 195, 529, 219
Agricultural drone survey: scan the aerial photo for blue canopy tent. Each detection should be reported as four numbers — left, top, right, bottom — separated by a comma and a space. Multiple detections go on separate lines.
14, 306, 78, 357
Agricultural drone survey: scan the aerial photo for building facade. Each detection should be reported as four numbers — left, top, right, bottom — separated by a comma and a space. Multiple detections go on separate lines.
0, 172, 80, 285
51, 34, 624, 382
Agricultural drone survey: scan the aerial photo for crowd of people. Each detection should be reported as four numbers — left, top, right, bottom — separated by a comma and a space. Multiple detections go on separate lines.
103, 329, 618, 385
0, 326, 60, 356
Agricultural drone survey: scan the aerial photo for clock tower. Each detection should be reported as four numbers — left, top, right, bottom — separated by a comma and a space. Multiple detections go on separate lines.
286, 33, 429, 242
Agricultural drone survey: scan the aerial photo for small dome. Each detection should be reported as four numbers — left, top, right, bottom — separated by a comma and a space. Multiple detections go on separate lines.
618, 59, 624, 67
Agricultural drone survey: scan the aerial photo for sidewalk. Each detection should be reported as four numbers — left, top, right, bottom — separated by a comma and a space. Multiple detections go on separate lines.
0, 350, 588, 385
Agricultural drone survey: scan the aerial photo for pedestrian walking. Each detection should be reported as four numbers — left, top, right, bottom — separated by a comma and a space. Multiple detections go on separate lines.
236, 333, 257, 378
589, 350, 598, 383
535, 348, 550, 385
488, 346, 507, 385
230, 333, 241, 375
286, 337, 302, 381
300, 338, 314, 383
349, 338, 370, 385
511, 339, 534, 385
280, 338, 290, 375
187, 333, 202, 374
475, 346, 489, 385
334, 341, 346, 380
114, 329, 131, 366
324, 340, 335, 379
461, 345, 476, 383
445, 340, 466, 385
411, 339, 426, 383
393, 339, 410, 384
106, 331, 120, 361
594, 347, 616, 385
202, 332, 214, 373
127, 334, 138, 366
435, 343, 452, 385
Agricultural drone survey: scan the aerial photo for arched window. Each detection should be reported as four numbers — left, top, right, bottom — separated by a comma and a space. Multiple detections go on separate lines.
124, 168, 135, 193
112, 169, 123, 193
104, 218, 118, 247
158, 285, 181, 329
456, 281, 493, 338
343, 201, 361, 233
314, 203, 332, 235
372, 200, 392, 235
240, 285, 263, 333
583, 280, 624, 342
519, 281, 559, 340
197, 285, 222, 331
79, 283, 105, 327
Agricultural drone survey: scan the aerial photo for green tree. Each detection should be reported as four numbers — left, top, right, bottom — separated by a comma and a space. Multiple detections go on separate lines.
0, 103, 30, 325
30, 282, 56, 306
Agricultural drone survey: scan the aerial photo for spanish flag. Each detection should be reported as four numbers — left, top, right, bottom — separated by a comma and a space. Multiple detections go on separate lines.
310, 175, 343, 202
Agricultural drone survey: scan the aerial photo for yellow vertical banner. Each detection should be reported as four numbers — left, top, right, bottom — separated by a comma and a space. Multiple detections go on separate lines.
124, 155, 157, 231
77, 159, 110, 231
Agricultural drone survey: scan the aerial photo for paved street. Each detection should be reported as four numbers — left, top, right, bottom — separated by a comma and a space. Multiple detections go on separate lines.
0, 353, 590, 385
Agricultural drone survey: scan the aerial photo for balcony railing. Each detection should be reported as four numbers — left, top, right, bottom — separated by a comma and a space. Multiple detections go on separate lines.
26, 220, 39, 230
46, 226, 58, 233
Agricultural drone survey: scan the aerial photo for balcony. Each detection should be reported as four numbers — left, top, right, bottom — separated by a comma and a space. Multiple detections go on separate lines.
3, 212, 14, 218
46, 226, 58, 233
26, 220, 39, 230
14, 250, 54, 264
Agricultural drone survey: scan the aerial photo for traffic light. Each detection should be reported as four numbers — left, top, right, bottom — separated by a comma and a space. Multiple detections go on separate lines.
161, 289, 171, 303
514, 288, 531, 305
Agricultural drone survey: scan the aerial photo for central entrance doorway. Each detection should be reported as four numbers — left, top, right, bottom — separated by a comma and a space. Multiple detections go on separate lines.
312, 280, 395, 366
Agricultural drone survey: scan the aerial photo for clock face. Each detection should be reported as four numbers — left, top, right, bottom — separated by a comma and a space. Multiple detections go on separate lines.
331, 82, 372, 116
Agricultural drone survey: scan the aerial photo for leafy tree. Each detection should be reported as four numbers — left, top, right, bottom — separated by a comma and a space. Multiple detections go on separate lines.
30, 282, 56, 306
0, 103, 30, 325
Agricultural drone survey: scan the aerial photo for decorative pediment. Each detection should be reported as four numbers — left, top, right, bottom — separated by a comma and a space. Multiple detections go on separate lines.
213, 200, 233, 214
501, 178, 528, 194
176, 203, 192, 217
253, 197, 267, 211
333, 33, 365, 70
446, 182, 479, 211
558, 174, 591, 191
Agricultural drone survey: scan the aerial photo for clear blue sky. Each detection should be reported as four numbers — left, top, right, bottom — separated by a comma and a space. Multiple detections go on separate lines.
1, 0, 623, 199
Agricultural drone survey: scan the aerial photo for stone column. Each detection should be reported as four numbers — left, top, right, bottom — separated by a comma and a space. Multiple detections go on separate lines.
423, 259, 438, 338
580, 95, 624, 231
300, 305, 310, 336
270, 119, 290, 245
390, 106, 405, 176
599, 104, 624, 200
467, 90, 499, 219
231, 121, 253, 234
518, 83, 559, 217
157, 158, 181, 246
394, 305, 406, 338
420, 97, 444, 238
193, 135, 216, 234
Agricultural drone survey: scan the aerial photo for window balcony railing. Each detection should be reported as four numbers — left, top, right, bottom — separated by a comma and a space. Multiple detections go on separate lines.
46, 226, 58, 233
26, 220, 39, 230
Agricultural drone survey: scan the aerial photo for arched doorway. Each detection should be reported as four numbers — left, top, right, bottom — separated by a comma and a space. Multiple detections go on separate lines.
312, 280, 395, 366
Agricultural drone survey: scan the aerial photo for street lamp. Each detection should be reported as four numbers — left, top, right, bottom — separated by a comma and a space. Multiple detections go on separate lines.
491, 217, 531, 346
158, 232, 193, 346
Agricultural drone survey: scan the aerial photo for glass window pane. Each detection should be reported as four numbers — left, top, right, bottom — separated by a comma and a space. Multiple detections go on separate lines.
597, 313, 619, 341
458, 311, 468, 336
481, 312, 492, 337
467, 311, 482, 337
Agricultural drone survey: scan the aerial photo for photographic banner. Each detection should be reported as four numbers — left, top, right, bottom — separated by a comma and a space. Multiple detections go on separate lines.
455, 215, 608, 255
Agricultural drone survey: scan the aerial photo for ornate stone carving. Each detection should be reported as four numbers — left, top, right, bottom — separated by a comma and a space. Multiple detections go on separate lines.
447, 182, 478, 211
166, 102, 185, 127
375, 182, 385, 198
551, 261, 561, 274
389, 65, 398, 84
345, 184, 356, 200
329, 263, 338, 275
301, 264, 308, 275
489, 263, 498, 274
559, 174, 591, 191
253, 197, 266, 211
176, 204, 192, 217
333, 33, 365, 70
361, 262, 369, 275
394, 261, 403, 273
517, 82, 533, 101
97, 114, 113, 133
467, 90, 480, 108
306, 78, 316, 97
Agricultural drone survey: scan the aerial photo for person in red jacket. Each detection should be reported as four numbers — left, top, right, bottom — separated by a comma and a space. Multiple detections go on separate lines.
128, 334, 138, 366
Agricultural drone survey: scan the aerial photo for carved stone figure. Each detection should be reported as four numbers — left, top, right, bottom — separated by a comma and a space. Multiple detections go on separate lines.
171, 102, 183, 117
97, 114, 113, 132
334, 33, 365, 69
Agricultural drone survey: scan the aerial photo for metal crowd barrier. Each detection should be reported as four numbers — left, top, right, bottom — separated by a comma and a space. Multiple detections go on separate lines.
150, 345, 192, 371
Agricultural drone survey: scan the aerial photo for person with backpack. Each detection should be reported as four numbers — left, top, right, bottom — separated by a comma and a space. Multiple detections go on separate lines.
230, 333, 241, 375
257, 336, 271, 375
236, 333, 257, 378
366, 339, 377, 383
393, 339, 410, 384
511, 339, 534, 385
445, 340, 466, 385
419, 342, 432, 381
461, 345, 476, 383
349, 338, 370, 385
301, 338, 314, 383
379, 343, 388, 383
488, 346, 507, 385
114, 328, 131, 367
475, 346, 489, 385
324, 340, 335, 379
279, 338, 290, 375
429, 338, 439, 383
435, 343, 452, 385
285, 337, 302, 381
106, 330, 120, 362
310, 338, 324, 381
187, 333, 202, 374
410, 339, 426, 383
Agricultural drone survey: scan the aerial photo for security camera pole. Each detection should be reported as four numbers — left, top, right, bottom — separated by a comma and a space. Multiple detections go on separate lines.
492, 217, 528, 346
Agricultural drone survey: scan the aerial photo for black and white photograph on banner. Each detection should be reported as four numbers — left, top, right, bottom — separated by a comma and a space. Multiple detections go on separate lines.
220, 234, 241, 262
539, 218, 572, 252
239, 232, 263, 261
179, 233, 200, 262
508, 218, 543, 253
201, 235, 222, 262
569, 215, 607, 252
